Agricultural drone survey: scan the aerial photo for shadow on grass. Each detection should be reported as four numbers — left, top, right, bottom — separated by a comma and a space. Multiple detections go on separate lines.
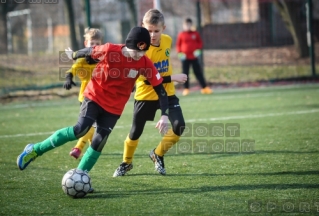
124, 170, 319, 178
100, 150, 319, 158
165, 170, 319, 177
86, 182, 319, 199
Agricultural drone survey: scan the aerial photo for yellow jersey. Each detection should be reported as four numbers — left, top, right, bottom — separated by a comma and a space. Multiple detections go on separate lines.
134, 34, 175, 100
66, 58, 97, 102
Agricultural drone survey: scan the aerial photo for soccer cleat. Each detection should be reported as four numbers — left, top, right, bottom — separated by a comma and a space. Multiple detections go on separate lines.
149, 149, 166, 175
182, 89, 189, 96
69, 148, 81, 159
17, 144, 38, 170
201, 87, 213, 94
112, 162, 133, 177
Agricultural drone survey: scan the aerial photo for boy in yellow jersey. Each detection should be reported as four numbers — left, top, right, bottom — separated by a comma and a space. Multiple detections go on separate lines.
63, 28, 102, 159
113, 9, 187, 176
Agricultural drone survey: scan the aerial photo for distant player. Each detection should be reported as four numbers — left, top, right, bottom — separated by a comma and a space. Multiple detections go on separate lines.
63, 28, 103, 159
176, 17, 212, 96
113, 9, 187, 177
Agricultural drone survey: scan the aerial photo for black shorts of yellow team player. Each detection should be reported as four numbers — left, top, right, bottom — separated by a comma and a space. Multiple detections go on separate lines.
133, 95, 182, 121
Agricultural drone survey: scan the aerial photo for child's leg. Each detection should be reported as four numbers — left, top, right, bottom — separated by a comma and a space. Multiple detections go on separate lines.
17, 98, 98, 170
123, 118, 147, 163
77, 112, 119, 172
74, 127, 95, 150
70, 126, 95, 159
182, 60, 191, 89
154, 99, 185, 156
191, 59, 207, 88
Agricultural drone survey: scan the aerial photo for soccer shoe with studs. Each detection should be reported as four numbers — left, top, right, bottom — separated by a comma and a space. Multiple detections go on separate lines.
149, 149, 166, 175
17, 144, 38, 170
112, 162, 133, 177
69, 148, 81, 159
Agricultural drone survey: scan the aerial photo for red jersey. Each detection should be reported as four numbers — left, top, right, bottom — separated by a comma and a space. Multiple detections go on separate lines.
176, 31, 203, 60
83, 43, 163, 115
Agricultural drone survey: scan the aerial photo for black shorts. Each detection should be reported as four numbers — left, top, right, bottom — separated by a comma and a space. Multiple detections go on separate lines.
133, 95, 182, 121
79, 97, 120, 131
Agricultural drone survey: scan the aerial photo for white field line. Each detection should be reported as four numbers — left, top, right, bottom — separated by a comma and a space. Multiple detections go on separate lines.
186, 109, 319, 122
1, 109, 318, 139
2, 83, 318, 110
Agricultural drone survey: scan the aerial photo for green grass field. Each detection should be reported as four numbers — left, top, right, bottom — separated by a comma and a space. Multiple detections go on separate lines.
1, 84, 319, 215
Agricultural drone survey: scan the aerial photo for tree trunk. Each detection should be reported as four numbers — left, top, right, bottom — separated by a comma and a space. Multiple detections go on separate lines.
0, 3, 19, 54
0, 6, 8, 54
125, 0, 137, 26
64, 0, 79, 50
274, 0, 309, 58
201, 0, 212, 25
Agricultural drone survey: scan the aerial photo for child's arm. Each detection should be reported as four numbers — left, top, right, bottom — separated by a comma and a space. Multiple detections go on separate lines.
144, 74, 187, 85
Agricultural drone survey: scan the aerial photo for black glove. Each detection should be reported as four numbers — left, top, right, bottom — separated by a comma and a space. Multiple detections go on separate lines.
63, 73, 76, 90
85, 55, 100, 64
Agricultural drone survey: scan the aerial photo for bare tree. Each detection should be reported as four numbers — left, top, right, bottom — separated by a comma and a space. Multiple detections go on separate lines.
120, 0, 137, 26
0, 2, 20, 54
274, 0, 309, 58
64, 0, 79, 50
201, 0, 212, 25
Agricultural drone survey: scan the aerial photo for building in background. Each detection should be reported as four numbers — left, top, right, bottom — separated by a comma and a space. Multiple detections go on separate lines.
4, 0, 318, 54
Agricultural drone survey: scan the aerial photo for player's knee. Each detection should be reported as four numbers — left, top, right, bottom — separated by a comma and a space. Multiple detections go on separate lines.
91, 128, 111, 152
73, 124, 90, 139
172, 119, 185, 136
129, 129, 142, 140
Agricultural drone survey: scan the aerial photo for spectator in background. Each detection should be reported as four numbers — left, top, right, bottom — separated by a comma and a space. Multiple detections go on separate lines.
176, 18, 213, 96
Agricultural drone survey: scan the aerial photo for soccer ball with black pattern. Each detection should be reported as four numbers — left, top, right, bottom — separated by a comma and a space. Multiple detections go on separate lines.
61, 168, 91, 198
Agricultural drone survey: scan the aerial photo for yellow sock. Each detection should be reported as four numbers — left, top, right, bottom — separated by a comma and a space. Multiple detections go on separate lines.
74, 127, 95, 151
123, 135, 139, 164
155, 129, 180, 156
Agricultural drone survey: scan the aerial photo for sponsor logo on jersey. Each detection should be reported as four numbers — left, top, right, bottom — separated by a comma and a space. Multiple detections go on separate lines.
165, 48, 170, 57
154, 59, 169, 73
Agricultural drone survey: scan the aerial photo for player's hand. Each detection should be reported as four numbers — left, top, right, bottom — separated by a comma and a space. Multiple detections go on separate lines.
193, 49, 202, 57
63, 80, 76, 90
171, 74, 187, 83
63, 73, 76, 90
65, 47, 73, 60
155, 115, 169, 135
177, 52, 186, 61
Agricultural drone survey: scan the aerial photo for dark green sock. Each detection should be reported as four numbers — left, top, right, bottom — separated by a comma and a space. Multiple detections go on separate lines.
77, 146, 101, 172
33, 127, 76, 156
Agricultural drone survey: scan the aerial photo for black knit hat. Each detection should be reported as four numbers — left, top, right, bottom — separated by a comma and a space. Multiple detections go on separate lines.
125, 27, 150, 51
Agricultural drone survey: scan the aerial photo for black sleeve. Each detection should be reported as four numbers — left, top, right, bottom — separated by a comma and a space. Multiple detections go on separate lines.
144, 76, 171, 85
153, 84, 169, 116
72, 47, 99, 64
72, 47, 92, 60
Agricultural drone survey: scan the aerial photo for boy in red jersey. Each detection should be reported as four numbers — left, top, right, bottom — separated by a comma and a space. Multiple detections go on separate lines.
63, 28, 103, 159
176, 18, 212, 96
17, 27, 169, 189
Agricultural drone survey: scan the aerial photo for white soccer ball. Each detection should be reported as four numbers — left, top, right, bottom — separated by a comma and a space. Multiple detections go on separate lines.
61, 168, 91, 198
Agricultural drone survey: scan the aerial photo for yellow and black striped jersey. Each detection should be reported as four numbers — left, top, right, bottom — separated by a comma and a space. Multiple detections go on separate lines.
66, 58, 97, 102
134, 34, 175, 100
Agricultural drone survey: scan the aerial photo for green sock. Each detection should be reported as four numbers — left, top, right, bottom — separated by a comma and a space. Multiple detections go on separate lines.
33, 127, 76, 156
77, 146, 101, 172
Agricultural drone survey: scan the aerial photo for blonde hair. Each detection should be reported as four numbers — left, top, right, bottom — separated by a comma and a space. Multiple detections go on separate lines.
83, 28, 102, 41
143, 9, 165, 26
